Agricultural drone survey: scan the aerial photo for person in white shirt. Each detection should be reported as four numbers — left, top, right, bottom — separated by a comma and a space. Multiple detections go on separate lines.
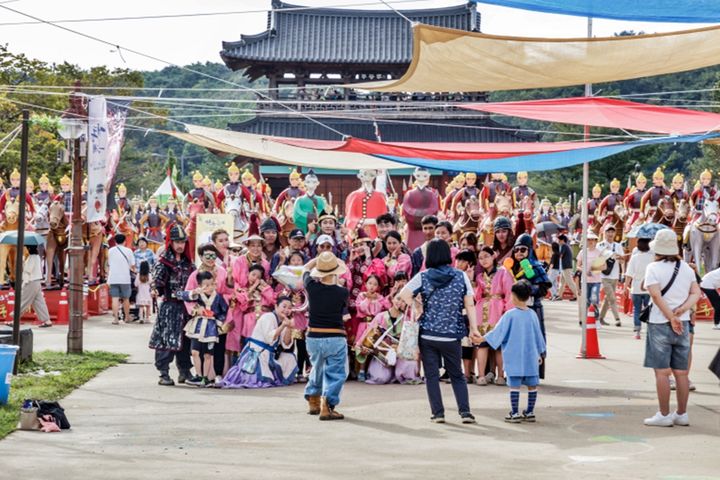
700, 267, 720, 329
576, 232, 602, 314
107, 233, 136, 325
641, 229, 700, 428
597, 225, 625, 327
624, 237, 655, 339
19, 245, 51, 327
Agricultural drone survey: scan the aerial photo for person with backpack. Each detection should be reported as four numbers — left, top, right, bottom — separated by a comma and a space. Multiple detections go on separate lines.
398, 239, 481, 424
642, 229, 700, 427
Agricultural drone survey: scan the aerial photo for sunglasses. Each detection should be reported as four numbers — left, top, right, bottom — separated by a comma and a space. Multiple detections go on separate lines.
203, 252, 217, 259
514, 246, 529, 253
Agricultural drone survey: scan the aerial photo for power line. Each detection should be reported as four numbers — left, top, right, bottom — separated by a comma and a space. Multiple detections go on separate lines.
0, 0, 431, 26
0, 3, 348, 138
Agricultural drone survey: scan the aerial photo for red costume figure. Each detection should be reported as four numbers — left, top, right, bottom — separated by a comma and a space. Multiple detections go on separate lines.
597, 178, 624, 224
216, 163, 243, 209
442, 173, 465, 217
480, 173, 512, 213
623, 173, 648, 232
184, 171, 214, 261
273, 169, 303, 213
451, 172, 481, 216
640, 168, 670, 218
0, 168, 35, 221
512, 171, 537, 213
402, 167, 440, 251
240, 170, 267, 215
670, 173, 690, 206
344, 169, 388, 239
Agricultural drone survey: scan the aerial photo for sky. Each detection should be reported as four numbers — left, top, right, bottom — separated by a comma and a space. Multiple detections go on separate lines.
0, 0, 709, 72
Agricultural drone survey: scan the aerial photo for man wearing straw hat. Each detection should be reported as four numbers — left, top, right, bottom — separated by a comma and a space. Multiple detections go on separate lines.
303, 251, 350, 421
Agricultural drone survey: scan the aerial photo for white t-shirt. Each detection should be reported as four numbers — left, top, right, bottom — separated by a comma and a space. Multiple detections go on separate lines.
108, 245, 136, 285
643, 260, 696, 324
598, 241, 623, 280
625, 250, 654, 295
700, 267, 720, 290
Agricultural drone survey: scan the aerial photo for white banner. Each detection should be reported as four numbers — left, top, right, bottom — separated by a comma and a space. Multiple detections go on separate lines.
87, 96, 109, 223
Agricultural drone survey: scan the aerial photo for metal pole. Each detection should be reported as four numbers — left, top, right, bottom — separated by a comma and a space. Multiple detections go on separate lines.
579, 17, 593, 356
67, 137, 84, 354
11, 110, 29, 374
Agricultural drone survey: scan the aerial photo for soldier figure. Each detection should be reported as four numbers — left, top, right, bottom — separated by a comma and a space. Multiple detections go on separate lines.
273, 169, 304, 213
640, 168, 670, 219
624, 173, 648, 231
690, 169, 717, 221
597, 178, 624, 225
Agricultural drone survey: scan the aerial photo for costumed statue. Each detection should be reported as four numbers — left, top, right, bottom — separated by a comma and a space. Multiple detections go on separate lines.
534, 198, 558, 224
132, 196, 145, 231
293, 169, 327, 234
140, 195, 169, 253
586, 183, 603, 232
54, 174, 73, 214
216, 162, 243, 210
690, 169, 716, 223
557, 200, 572, 230
115, 183, 132, 216
273, 169, 303, 214
164, 196, 187, 228
450, 172, 480, 217
670, 173, 690, 205
512, 171, 537, 213
623, 172, 648, 232
214, 179, 223, 198
442, 173, 465, 217
344, 169, 388, 239
597, 178, 624, 226
32, 173, 53, 235
480, 173, 512, 217
241, 170, 267, 215
0, 168, 35, 221
184, 171, 214, 261
402, 167, 440, 251
640, 167, 670, 219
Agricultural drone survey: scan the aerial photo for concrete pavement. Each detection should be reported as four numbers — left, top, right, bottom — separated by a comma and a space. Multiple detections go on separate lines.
0, 301, 718, 480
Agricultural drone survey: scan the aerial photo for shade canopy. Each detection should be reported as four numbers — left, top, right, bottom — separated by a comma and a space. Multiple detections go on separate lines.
353, 24, 720, 93
460, 97, 720, 135
472, 1, 720, 23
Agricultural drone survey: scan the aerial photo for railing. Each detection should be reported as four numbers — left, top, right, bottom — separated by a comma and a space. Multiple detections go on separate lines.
256, 91, 487, 111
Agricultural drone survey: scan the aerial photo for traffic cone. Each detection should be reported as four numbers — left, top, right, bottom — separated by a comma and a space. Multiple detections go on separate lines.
56, 288, 69, 325
578, 304, 606, 359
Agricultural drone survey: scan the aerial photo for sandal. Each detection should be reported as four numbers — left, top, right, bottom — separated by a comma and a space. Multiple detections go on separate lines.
38, 322, 53, 328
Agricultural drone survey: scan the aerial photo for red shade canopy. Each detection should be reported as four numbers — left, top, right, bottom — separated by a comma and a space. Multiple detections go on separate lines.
460, 97, 720, 135
274, 136, 618, 160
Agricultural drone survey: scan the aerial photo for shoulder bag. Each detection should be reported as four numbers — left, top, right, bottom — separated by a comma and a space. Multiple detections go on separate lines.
639, 260, 680, 323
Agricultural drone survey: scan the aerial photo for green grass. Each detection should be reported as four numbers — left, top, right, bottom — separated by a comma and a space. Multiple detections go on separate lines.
0, 350, 128, 439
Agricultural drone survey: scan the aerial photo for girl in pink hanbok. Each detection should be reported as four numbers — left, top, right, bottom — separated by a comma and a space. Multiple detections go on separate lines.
353, 274, 390, 382
474, 246, 514, 386
382, 231, 412, 294
226, 264, 275, 359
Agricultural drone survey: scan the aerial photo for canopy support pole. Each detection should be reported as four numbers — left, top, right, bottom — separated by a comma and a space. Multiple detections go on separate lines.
579, 17, 593, 356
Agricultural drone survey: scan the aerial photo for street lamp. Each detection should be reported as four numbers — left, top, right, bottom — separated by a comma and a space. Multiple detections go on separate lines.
58, 89, 87, 354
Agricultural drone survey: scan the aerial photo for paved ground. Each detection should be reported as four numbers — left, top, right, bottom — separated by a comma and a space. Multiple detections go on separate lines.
1, 301, 719, 480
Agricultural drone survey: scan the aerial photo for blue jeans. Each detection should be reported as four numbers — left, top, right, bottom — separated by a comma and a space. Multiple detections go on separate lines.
305, 336, 348, 408
587, 282, 601, 311
632, 294, 650, 331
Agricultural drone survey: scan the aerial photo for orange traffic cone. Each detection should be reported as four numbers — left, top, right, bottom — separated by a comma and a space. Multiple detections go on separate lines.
56, 289, 69, 325
578, 304, 605, 359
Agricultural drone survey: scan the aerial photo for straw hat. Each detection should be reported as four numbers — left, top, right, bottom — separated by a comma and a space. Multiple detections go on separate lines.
310, 251, 347, 278
650, 229, 679, 256
242, 234, 265, 244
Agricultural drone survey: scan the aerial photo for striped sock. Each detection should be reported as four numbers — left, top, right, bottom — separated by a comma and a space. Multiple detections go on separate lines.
527, 390, 538, 414
510, 390, 520, 415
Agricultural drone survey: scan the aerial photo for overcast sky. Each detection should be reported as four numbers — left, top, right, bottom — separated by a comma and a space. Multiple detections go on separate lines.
0, 0, 707, 72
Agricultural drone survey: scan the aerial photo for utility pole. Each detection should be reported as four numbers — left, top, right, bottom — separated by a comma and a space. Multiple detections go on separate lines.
11, 110, 29, 374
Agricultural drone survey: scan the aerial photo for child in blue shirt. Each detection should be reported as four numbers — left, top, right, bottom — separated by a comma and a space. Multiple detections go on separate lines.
478, 280, 546, 423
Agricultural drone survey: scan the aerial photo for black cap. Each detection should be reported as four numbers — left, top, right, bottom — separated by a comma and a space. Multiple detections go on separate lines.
289, 228, 305, 239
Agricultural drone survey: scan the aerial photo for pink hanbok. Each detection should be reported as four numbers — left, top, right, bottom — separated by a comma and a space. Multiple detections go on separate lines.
226, 283, 275, 353
355, 310, 420, 384
474, 266, 514, 330
353, 292, 390, 343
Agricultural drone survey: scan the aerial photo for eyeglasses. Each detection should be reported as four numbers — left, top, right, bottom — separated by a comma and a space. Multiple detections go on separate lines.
203, 252, 217, 259
318, 244, 333, 250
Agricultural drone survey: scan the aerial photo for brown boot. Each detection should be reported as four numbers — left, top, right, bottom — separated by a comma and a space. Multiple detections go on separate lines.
307, 395, 321, 415
319, 397, 344, 421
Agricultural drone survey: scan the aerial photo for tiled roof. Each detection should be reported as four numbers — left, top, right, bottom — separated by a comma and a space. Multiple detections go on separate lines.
221, 1, 479, 71
228, 115, 534, 143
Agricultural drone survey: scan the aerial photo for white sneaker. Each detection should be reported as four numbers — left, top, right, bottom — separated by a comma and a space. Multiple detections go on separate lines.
713, 324, 720, 330
644, 411, 674, 427
484, 372, 495, 384
669, 377, 676, 390
672, 411, 689, 426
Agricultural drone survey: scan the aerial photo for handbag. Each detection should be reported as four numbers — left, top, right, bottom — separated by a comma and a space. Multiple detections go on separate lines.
397, 309, 420, 361
639, 261, 680, 323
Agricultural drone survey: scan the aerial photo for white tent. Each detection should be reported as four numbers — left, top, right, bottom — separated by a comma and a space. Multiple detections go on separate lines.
152, 176, 183, 206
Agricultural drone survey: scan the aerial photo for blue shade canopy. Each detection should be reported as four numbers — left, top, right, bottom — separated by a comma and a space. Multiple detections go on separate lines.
473, 1, 720, 23
374, 133, 720, 173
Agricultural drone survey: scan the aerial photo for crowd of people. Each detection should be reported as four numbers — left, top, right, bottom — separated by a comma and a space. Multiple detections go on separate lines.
116, 205, 718, 428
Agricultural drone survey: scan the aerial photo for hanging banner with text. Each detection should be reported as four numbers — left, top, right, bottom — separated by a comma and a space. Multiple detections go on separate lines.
86, 96, 109, 223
